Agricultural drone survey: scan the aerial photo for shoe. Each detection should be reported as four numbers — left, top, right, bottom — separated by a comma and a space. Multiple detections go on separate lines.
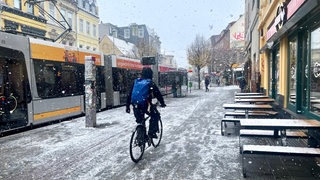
149, 133, 158, 139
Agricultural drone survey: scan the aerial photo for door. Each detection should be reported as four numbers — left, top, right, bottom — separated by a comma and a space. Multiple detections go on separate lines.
0, 47, 30, 131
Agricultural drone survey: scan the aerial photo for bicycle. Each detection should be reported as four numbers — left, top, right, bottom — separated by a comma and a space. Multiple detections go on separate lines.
0, 93, 18, 114
129, 103, 163, 163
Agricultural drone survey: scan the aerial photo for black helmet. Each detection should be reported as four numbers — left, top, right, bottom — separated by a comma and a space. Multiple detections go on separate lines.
141, 67, 153, 79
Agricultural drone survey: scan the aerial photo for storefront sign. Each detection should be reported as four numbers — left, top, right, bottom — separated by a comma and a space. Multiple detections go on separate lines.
266, 2, 286, 41
287, 0, 306, 20
266, 0, 306, 41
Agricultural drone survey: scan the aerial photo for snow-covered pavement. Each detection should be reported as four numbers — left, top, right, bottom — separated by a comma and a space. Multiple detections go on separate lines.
3, 85, 318, 180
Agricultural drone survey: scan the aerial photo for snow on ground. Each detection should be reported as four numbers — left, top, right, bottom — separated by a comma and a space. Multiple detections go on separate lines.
0, 85, 243, 180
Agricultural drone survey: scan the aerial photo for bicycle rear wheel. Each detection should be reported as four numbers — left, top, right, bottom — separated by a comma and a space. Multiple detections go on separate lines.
151, 118, 163, 147
129, 126, 145, 163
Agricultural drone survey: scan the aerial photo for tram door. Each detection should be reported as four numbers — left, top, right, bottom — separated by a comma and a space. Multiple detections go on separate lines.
0, 48, 30, 131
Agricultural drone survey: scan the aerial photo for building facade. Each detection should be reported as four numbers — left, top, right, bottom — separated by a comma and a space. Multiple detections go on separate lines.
244, 0, 261, 92
258, 0, 320, 120
76, 0, 99, 51
210, 16, 245, 77
99, 22, 161, 57
0, 0, 99, 51
0, 0, 46, 37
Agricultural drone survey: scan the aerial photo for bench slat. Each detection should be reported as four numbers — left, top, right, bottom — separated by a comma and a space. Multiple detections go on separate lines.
239, 129, 307, 138
222, 118, 243, 122
242, 145, 320, 156
224, 112, 274, 117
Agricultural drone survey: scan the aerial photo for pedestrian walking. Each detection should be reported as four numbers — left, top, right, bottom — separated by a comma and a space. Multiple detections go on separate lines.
205, 76, 210, 92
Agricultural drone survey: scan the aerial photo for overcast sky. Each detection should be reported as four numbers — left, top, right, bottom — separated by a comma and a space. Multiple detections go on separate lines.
97, 0, 245, 68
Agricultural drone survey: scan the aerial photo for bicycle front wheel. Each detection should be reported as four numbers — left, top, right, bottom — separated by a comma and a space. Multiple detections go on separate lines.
129, 126, 145, 163
151, 118, 163, 148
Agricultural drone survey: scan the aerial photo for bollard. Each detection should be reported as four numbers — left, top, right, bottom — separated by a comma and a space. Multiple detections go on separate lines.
85, 56, 96, 127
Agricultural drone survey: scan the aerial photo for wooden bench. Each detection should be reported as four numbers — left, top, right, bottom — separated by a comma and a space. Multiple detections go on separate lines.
221, 115, 278, 136
239, 129, 308, 146
240, 145, 320, 177
224, 111, 277, 118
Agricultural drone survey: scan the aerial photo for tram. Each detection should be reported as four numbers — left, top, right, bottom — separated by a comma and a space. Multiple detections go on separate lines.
0, 31, 104, 132
0, 31, 182, 133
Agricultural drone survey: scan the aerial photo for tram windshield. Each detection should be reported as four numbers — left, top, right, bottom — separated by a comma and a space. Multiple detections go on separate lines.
0, 47, 30, 131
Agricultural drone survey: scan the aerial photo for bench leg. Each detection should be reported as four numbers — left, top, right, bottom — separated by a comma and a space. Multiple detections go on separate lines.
280, 129, 287, 146
245, 109, 248, 119
221, 120, 225, 136
241, 148, 247, 177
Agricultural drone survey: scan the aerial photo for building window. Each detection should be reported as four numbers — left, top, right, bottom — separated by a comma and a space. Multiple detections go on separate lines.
86, 21, 90, 35
93, 24, 97, 37
132, 26, 138, 36
79, 44, 83, 48
124, 29, 130, 39
39, 2, 45, 17
49, 2, 55, 22
82, 0, 86, 8
67, 12, 73, 29
26, 2, 34, 14
79, 19, 84, 32
61, 9, 67, 27
138, 28, 144, 38
14, 0, 21, 10
92, 5, 96, 15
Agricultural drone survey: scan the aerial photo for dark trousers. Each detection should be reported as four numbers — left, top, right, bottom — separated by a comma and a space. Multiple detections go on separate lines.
133, 105, 147, 124
133, 105, 159, 135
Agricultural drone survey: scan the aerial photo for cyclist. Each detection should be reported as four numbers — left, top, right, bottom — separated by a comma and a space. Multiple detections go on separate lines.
126, 67, 166, 138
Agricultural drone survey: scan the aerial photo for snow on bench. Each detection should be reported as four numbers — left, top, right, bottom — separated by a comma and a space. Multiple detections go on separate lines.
224, 111, 277, 118
240, 145, 320, 177
239, 129, 307, 138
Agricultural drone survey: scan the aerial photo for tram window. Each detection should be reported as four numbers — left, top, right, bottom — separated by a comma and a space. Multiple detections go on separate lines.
34, 60, 84, 98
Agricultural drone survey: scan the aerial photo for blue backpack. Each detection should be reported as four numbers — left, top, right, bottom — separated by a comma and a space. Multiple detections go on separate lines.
131, 78, 151, 106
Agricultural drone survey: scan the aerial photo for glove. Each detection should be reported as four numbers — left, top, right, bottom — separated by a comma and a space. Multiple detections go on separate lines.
160, 103, 166, 108
126, 106, 130, 113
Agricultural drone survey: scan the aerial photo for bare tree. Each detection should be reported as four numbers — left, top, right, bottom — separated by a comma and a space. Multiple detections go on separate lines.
136, 39, 158, 58
187, 35, 212, 89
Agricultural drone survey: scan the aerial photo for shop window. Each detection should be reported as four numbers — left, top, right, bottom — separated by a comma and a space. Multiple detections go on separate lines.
288, 38, 297, 105
310, 27, 320, 115
275, 49, 280, 100
268, 53, 273, 96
